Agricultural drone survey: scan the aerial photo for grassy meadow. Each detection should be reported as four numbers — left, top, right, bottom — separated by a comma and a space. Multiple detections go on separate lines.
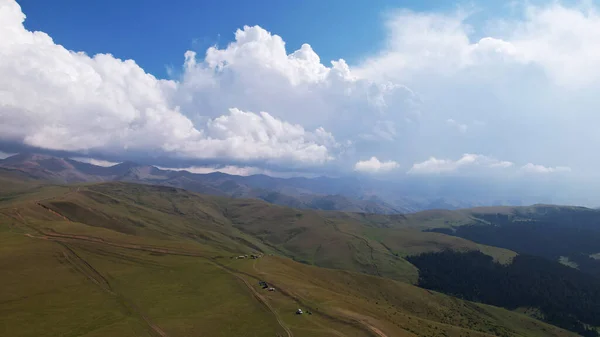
0, 179, 577, 336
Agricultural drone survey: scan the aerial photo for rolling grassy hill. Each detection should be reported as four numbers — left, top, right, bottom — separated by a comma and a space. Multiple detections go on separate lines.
0, 175, 576, 336
11, 181, 518, 283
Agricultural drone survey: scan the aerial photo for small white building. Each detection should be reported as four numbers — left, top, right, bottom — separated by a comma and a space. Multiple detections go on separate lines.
296, 309, 303, 315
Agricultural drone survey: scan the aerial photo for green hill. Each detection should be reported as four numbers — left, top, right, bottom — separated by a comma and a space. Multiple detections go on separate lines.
423, 204, 600, 276
0, 178, 578, 336
10, 182, 516, 283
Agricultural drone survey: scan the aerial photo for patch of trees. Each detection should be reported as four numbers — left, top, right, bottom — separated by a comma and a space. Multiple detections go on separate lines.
428, 209, 600, 277
407, 250, 600, 336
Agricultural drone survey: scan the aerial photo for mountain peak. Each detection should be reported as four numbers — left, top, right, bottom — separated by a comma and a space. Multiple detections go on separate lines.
105, 160, 143, 175
3, 152, 53, 163
1, 152, 73, 172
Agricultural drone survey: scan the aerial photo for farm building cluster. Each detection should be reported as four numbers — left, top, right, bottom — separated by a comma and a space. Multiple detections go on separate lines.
234, 254, 312, 316
233, 253, 263, 259
258, 280, 275, 292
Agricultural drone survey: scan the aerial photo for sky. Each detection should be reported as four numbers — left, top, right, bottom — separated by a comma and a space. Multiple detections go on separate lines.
16, 0, 470, 79
1, 0, 599, 202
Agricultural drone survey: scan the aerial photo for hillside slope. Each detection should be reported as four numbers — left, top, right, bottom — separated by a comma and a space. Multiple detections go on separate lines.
0, 180, 574, 337
419, 205, 600, 277
408, 250, 600, 336
15, 181, 518, 282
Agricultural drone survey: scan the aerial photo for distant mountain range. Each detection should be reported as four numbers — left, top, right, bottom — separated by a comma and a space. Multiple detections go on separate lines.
0, 153, 533, 213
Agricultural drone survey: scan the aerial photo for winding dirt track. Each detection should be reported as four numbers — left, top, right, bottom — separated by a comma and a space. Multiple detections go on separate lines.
251, 259, 389, 337
10, 192, 389, 337
225, 268, 293, 337
20, 203, 390, 337
49, 238, 169, 337
25, 231, 293, 337
25, 230, 390, 337
252, 259, 349, 337
360, 323, 388, 337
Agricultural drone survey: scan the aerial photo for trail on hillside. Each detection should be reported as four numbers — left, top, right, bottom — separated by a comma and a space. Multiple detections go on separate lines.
333, 309, 393, 337
59, 240, 169, 337
131, 302, 170, 337
53, 240, 170, 337
25, 229, 392, 337
12, 191, 379, 337
218, 264, 293, 337
252, 258, 262, 275
19, 230, 170, 336
252, 258, 348, 337
329, 221, 381, 276
363, 324, 389, 337
36, 202, 71, 221
25, 231, 291, 337
25, 232, 209, 257
58, 242, 113, 293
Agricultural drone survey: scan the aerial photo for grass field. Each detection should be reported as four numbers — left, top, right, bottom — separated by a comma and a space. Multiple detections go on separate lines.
0, 231, 283, 337
0, 178, 576, 336
3, 181, 515, 284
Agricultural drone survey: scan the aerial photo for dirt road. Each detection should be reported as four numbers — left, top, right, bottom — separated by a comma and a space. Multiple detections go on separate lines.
226, 268, 293, 337
26, 228, 394, 337
26, 231, 291, 337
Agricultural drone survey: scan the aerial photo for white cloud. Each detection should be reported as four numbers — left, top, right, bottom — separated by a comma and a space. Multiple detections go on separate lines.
354, 157, 399, 173
0, 151, 15, 159
170, 108, 336, 164
507, 3, 600, 87
0, 0, 599, 183
521, 163, 572, 174
357, 3, 600, 87
0, 1, 338, 167
177, 25, 419, 145
446, 119, 468, 133
408, 154, 513, 174
70, 157, 119, 167
355, 3, 600, 176
489, 160, 514, 169
158, 165, 266, 176
157, 165, 317, 178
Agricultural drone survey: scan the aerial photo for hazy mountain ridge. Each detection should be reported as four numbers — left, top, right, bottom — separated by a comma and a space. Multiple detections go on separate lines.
0, 153, 536, 214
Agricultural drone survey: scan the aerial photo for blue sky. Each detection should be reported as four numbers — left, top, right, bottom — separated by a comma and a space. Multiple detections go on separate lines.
2, 0, 600, 204
18, 0, 503, 78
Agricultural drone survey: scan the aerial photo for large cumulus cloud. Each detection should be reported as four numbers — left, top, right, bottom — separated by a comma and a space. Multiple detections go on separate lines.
354, 157, 399, 173
408, 154, 514, 175
175, 25, 419, 154
356, 3, 600, 176
0, 0, 343, 166
0, 0, 598, 181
